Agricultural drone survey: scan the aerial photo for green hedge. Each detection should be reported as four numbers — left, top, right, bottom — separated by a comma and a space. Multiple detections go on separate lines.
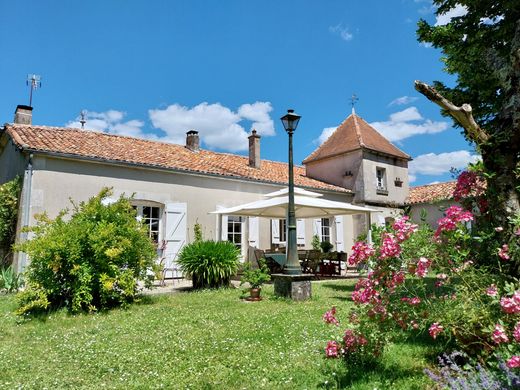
16, 188, 157, 314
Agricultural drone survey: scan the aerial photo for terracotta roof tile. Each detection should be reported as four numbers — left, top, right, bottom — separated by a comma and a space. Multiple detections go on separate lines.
303, 113, 410, 163
407, 181, 456, 204
4, 124, 350, 194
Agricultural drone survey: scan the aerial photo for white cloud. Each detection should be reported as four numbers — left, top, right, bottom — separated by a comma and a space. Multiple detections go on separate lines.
370, 107, 449, 142
66, 110, 147, 138
435, 4, 468, 26
149, 101, 275, 152
409, 150, 479, 177
329, 24, 353, 41
237, 102, 275, 136
67, 101, 275, 152
314, 126, 337, 145
390, 107, 423, 122
480, 15, 504, 25
388, 96, 419, 106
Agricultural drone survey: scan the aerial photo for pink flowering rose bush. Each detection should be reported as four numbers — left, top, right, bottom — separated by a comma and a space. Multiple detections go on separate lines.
322, 206, 520, 374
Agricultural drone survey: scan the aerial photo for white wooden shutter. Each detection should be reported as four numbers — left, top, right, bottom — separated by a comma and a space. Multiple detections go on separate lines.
221, 214, 229, 241
248, 217, 259, 248
297, 218, 305, 245
376, 213, 385, 227
313, 218, 322, 241
271, 219, 280, 244
163, 203, 187, 271
334, 215, 345, 252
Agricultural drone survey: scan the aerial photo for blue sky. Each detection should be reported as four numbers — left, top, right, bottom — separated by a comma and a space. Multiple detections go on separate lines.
0, 0, 478, 186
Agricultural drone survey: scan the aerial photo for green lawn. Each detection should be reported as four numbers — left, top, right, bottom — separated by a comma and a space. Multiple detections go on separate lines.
0, 280, 439, 389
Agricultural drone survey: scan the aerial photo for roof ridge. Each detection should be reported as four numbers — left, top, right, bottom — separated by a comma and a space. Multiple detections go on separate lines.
6, 123, 347, 192
411, 180, 457, 189
355, 115, 410, 159
7, 123, 308, 166
8, 123, 185, 147
351, 113, 365, 148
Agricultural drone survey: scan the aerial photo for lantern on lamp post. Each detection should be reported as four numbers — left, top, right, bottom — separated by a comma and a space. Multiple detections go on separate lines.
280, 109, 301, 275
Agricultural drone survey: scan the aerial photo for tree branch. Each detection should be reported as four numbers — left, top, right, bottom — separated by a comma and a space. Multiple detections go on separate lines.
414, 80, 490, 145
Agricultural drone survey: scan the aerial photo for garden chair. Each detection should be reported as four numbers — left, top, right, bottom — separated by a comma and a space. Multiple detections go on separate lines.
306, 250, 321, 275
338, 252, 348, 275
252, 248, 265, 269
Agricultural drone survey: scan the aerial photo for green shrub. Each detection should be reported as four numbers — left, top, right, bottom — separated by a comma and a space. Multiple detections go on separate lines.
15, 188, 156, 314
311, 234, 320, 251
240, 258, 271, 289
320, 240, 333, 253
193, 222, 203, 242
0, 176, 22, 267
0, 265, 23, 293
177, 240, 240, 289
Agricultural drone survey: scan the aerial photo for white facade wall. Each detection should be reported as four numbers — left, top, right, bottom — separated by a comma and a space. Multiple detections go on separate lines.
409, 200, 456, 227
361, 152, 408, 205
304, 150, 363, 194
303, 150, 408, 206
14, 155, 362, 270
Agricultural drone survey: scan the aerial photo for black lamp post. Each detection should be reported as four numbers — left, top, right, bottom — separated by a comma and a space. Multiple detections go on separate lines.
280, 109, 301, 275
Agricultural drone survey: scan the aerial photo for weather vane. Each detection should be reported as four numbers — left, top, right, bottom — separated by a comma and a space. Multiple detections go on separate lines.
350, 94, 359, 113
26, 74, 42, 107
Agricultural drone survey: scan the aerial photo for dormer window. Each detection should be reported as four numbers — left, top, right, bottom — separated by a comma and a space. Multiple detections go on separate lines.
376, 167, 389, 195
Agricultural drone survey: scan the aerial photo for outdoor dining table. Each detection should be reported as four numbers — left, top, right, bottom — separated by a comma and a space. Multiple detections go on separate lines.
263, 253, 287, 267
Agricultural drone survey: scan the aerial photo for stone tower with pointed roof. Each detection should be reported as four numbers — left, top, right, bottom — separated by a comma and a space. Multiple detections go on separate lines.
303, 111, 411, 210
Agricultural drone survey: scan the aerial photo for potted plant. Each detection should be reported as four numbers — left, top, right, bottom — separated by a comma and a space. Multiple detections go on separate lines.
320, 240, 334, 253
240, 258, 271, 301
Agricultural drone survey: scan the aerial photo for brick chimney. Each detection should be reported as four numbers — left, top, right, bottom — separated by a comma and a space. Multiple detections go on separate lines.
186, 130, 200, 151
14, 105, 33, 125
248, 129, 261, 168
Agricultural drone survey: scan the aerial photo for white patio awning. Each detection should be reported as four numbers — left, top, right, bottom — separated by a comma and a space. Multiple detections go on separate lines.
210, 194, 376, 218
263, 187, 323, 198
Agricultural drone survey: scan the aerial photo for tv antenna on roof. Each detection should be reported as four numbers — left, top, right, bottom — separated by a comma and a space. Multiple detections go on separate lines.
26, 74, 42, 107
79, 110, 87, 129
350, 94, 359, 114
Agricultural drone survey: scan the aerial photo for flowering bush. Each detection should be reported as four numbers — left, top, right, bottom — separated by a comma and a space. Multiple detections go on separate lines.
425, 351, 520, 389
322, 204, 520, 379
16, 188, 157, 314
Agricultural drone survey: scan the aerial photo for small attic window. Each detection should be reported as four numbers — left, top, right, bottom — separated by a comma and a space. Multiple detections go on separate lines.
376, 167, 388, 195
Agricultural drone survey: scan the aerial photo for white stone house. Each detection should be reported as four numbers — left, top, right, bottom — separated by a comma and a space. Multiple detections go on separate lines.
407, 181, 458, 226
0, 105, 411, 274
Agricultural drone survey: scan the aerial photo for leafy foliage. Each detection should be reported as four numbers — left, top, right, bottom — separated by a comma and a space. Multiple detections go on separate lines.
425, 351, 520, 389
240, 258, 271, 289
320, 240, 334, 253
0, 176, 22, 266
417, 1, 520, 277
193, 221, 203, 242
15, 188, 156, 314
0, 265, 23, 293
311, 234, 321, 251
177, 240, 240, 289
417, 1, 518, 134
